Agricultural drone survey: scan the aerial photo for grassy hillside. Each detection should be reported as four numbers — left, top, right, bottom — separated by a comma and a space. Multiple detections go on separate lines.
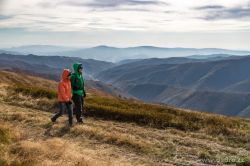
96, 56, 250, 117
0, 71, 250, 165
0, 70, 57, 89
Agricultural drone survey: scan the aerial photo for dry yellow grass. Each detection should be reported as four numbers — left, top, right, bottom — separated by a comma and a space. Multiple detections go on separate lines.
0, 103, 156, 166
0, 70, 57, 90
0, 102, 250, 166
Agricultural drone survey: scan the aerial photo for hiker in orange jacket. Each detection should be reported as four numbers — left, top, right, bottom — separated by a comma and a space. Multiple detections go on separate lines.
51, 69, 73, 126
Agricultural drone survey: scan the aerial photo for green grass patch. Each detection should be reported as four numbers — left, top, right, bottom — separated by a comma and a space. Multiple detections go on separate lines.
85, 97, 245, 131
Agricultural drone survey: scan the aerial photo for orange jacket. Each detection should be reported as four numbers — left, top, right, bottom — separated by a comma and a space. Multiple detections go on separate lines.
58, 69, 72, 102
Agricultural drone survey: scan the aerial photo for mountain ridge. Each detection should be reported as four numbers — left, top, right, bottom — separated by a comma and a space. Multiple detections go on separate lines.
4, 45, 250, 62
96, 55, 250, 117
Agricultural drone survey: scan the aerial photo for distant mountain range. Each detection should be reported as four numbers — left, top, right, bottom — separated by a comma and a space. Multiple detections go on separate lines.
3, 45, 250, 62
96, 55, 250, 117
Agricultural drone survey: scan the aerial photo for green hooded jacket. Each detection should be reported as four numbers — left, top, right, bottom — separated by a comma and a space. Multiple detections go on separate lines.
70, 63, 86, 96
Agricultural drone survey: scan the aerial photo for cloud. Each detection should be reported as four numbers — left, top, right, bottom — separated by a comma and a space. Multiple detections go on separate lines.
57, 1, 86, 7
194, 5, 224, 10
0, 0, 6, 5
1, 0, 250, 33
85, 0, 165, 8
39, 2, 54, 8
0, 0, 6, 11
196, 3, 250, 20
39, 0, 163, 8
50, 0, 167, 12
204, 8, 250, 20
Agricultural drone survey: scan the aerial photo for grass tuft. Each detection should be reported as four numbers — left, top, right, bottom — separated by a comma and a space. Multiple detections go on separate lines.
0, 126, 10, 144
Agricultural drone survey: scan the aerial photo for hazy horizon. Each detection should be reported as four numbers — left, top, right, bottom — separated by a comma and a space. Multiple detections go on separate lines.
1, 44, 250, 52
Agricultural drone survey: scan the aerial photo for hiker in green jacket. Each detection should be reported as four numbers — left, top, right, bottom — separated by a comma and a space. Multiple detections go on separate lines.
70, 63, 86, 123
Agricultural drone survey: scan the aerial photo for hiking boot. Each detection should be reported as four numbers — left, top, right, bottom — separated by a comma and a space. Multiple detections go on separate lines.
68, 123, 73, 127
51, 117, 56, 123
77, 119, 84, 124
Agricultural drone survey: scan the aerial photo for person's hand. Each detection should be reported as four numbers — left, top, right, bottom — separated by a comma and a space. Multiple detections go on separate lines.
67, 100, 72, 105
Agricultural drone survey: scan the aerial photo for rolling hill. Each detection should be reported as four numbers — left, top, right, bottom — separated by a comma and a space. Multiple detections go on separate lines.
96, 55, 250, 117
0, 53, 114, 80
97, 55, 250, 91
0, 70, 250, 165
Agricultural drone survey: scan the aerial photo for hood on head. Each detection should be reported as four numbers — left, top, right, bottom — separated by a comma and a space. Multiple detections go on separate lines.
73, 63, 82, 74
62, 69, 71, 80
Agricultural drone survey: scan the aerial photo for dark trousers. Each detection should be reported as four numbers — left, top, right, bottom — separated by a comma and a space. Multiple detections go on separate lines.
72, 94, 84, 122
51, 102, 73, 125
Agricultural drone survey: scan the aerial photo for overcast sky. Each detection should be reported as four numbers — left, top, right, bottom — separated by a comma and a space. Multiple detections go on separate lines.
0, 0, 250, 49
